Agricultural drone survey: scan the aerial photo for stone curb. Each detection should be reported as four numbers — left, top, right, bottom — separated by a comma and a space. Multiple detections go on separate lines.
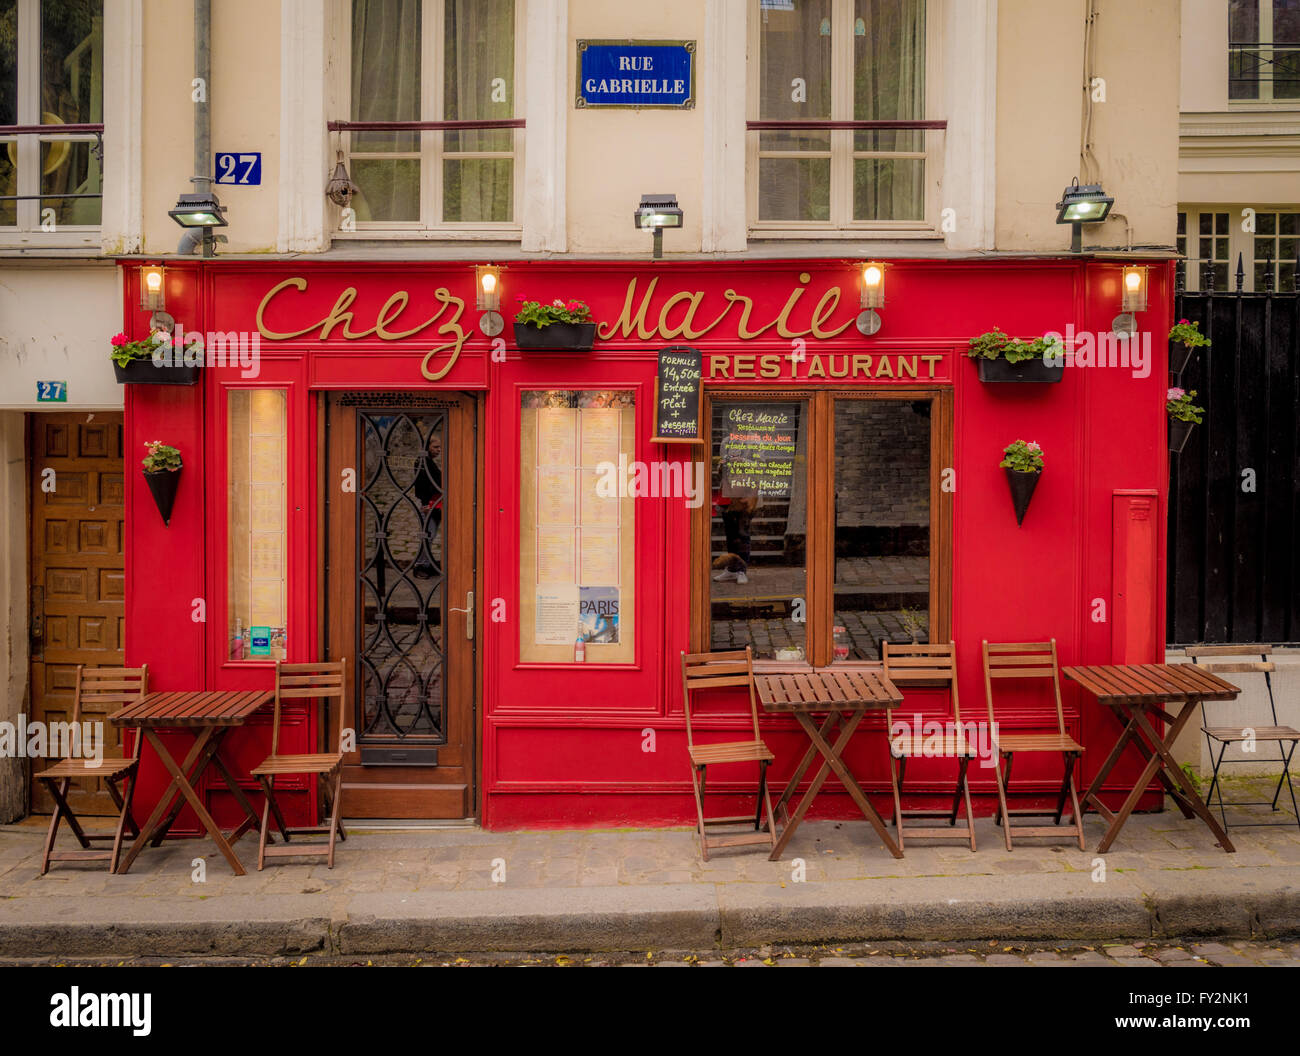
3, 878, 1299, 957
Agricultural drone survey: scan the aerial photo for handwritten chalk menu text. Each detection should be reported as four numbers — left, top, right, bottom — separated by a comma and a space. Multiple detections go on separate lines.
653, 345, 702, 441
720, 402, 799, 499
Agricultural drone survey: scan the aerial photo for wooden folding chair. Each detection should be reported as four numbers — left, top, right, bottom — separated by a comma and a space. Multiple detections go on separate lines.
680, 647, 777, 860
1189, 645, 1300, 833
250, 659, 348, 869
882, 641, 976, 851
37, 664, 148, 875
982, 640, 1085, 851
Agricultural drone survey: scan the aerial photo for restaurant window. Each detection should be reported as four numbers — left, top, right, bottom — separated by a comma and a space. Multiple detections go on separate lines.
751, 0, 929, 230
704, 391, 944, 664
227, 390, 288, 662
1229, 0, 1300, 102
0, 0, 103, 233
518, 390, 637, 664
344, 0, 518, 231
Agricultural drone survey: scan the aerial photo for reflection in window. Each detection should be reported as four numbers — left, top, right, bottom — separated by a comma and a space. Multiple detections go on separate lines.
1, 0, 104, 230
832, 400, 930, 660
709, 399, 808, 661
228, 390, 287, 661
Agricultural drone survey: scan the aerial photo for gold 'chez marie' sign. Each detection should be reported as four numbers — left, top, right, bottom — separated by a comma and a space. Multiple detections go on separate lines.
254, 272, 913, 380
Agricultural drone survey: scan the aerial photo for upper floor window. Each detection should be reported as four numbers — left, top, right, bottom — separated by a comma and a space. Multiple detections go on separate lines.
0, 0, 103, 234
343, 0, 519, 232
1230, 0, 1300, 102
749, 0, 931, 231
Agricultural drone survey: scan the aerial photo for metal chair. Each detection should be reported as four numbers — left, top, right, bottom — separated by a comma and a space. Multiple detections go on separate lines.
1188, 645, 1300, 833
982, 640, 1085, 850
882, 641, 976, 851
680, 647, 777, 860
251, 659, 348, 869
37, 664, 148, 875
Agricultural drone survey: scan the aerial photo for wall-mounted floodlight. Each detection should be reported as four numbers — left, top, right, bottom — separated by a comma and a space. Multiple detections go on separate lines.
1055, 178, 1114, 253
634, 194, 683, 260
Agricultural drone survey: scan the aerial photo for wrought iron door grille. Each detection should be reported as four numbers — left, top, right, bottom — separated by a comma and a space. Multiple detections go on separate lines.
356, 410, 448, 745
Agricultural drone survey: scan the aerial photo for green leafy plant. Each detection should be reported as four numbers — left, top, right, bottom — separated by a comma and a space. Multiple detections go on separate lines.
967, 329, 1061, 364
141, 441, 182, 473
1000, 439, 1044, 473
1167, 387, 1204, 424
1168, 318, 1210, 348
514, 297, 594, 328
110, 330, 168, 367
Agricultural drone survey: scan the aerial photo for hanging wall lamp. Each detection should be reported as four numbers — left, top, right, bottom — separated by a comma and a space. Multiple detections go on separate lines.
857, 261, 886, 335
476, 264, 504, 336
139, 263, 174, 331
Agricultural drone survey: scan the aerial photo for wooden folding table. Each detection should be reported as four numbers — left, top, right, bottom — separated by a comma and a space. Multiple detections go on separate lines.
756, 669, 904, 860
1063, 664, 1241, 853
109, 690, 273, 875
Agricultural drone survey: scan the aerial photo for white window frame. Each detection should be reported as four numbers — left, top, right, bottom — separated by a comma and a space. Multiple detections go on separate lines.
334, 0, 524, 240
0, 0, 105, 248
1180, 203, 1300, 291
1229, 0, 1298, 106
745, 0, 942, 238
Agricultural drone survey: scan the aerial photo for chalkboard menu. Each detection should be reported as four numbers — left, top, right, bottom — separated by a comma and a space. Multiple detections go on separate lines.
719, 402, 799, 499
652, 346, 703, 443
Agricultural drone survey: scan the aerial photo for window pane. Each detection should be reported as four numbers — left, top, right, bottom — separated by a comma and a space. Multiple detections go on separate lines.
853, 0, 925, 122
1258, 210, 1276, 234
351, 0, 421, 152
758, 0, 831, 120
710, 400, 809, 662
833, 399, 930, 660
519, 390, 637, 665
0, 148, 13, 226
41, 138, 100, 224
228, 390, 288, 662
1275, 0, 1300, 41
443, 0, 514, 153
854, 157, 924, 221
443, 157, 512, 222
759, 156, 830, 221
39, 0, 102, 225
351, 158, 420, 221
0, 0, 15, 126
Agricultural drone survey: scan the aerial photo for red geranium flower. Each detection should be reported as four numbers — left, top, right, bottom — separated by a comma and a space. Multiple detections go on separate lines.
110, 332, 128, 347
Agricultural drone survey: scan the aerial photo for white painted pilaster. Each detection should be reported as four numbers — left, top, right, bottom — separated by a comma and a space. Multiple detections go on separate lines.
521, 0, 567, 253
701, 0, 748, 253
278, 0, 329, 252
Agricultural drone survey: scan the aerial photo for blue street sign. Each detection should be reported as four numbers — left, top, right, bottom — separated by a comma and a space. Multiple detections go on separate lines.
36, 381, 67, 402
215, 152, 262, 185
576, 41, 695, 109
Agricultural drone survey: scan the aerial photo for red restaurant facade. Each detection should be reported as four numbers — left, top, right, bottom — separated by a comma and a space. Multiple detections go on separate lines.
119, 256, 1172, 832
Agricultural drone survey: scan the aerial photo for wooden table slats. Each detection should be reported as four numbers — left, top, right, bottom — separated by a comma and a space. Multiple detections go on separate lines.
1064, 663, 1241, 854
108, 689, 274, 875
755, 669, 904, 860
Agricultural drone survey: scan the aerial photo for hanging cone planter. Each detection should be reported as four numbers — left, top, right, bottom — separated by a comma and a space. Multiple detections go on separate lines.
1169, 419, 1196, 455
143, 468, 181, 525
1005, 467, 1041, 526
1169, 340, 1195, 376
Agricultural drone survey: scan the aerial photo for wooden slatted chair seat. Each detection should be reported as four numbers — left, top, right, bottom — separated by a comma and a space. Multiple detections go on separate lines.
983, 639, 1085, 851
1189, 646, 1300, 833
882, 642, 977, 851
39, 665, 149, 876
253, 660, 349, 869
994, 732, 1083, 753
688, 740, 775, 766
681, 648, 778, 861
37, 757, 138, 780
251, 752, 344, 776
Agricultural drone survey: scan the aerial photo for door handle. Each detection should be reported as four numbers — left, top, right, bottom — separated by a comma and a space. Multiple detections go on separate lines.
449, 591, 474, 640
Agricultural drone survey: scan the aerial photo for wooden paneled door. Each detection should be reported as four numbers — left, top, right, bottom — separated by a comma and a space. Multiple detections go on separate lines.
325, 394, 476, 818
28, 413, 126, 815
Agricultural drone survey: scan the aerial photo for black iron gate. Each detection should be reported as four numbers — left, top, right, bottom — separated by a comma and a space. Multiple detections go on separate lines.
1168, 268, 1300, 645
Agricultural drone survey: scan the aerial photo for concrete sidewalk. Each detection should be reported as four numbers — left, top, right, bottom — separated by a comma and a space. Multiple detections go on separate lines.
2, 785, 1298, 958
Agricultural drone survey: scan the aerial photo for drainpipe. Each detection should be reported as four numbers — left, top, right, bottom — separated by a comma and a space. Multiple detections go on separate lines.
178, 0, 216, 256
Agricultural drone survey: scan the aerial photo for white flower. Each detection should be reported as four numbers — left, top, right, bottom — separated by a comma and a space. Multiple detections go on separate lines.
552, 298, 564, 307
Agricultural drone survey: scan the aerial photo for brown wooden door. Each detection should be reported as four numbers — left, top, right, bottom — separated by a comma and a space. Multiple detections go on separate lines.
325, 394, 476, 818
28, 413, 126, 815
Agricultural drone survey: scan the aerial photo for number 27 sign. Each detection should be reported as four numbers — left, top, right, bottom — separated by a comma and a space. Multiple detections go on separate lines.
215, 152, 261, 185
